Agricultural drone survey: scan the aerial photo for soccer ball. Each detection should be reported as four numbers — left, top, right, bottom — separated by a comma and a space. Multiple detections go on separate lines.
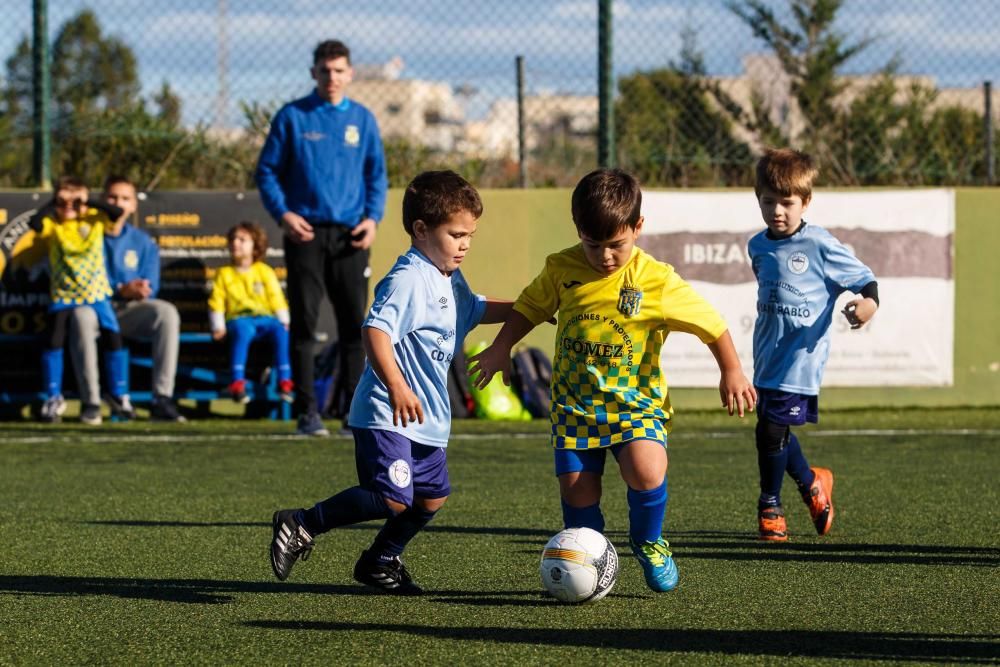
539, 527, 618, 603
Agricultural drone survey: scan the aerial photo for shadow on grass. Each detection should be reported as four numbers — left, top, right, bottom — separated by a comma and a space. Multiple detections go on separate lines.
241, 620, 1000, 663
0, 575, 359, 604
661, 531, 1000, 567
0, 575, 638, 608
82, 520, 555, 538
80, 521, 999, 566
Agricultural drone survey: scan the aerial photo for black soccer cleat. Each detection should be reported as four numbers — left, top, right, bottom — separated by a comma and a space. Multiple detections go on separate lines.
270, 509, 313, 581
352, 549, 424, 596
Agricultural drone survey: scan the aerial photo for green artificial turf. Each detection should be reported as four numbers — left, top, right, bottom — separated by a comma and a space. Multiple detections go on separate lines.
1, 408, 997, 665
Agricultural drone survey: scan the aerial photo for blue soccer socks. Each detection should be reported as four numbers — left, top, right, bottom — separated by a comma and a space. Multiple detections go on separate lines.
627, 480, 668, 544
561, 500, 605, 533
42, 348, 64, 397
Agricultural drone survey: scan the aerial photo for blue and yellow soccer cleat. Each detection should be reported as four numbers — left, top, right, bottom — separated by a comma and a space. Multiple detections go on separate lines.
629, 537, 679, 592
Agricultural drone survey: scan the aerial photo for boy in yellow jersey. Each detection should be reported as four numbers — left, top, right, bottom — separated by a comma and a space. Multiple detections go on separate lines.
470, 169, 757, 592
209, 221, 293, 403
29, 176, 131, 423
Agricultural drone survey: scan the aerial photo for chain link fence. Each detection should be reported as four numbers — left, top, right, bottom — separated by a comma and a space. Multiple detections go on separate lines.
1, 0, 998, 189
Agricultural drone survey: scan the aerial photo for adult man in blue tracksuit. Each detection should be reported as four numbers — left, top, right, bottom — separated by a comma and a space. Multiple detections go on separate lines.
256, 39, 388, 436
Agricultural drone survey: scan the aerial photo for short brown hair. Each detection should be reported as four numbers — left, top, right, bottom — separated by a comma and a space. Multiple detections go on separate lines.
571, 169, 642, 240
227, 221, 269, 263
313, 40, 351, 65
755, 148, 818, 201
55, 176, 87, 192
103, 174, 135, 193
402, 170, 483, 235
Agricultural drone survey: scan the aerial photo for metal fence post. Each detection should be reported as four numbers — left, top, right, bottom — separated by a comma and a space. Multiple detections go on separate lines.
32, 0, 51, 189
985, 81, 995, 185
597, 0, 615, 168
516, 55, 527, 188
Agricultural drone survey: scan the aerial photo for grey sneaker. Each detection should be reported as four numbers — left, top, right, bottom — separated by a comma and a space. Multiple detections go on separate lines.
296, 412, 330, 437
80, 403, 102, 425
40, 395, 66, 423
151, 394, 187, 423
270, 509, 314, 581
105, 393, 136, 421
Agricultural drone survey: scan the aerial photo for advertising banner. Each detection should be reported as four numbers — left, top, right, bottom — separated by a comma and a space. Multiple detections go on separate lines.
639, 190, 955, 387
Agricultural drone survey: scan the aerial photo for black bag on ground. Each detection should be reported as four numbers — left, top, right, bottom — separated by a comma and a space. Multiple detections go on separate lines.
510, 347, 553, 418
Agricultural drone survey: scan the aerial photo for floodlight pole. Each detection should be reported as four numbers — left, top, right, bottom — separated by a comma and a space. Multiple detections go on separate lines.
597, 0, 615, 168
32, 0, 51, 189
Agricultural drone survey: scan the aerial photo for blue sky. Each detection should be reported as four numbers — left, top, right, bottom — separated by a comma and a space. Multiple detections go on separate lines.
3, 0, 997, 126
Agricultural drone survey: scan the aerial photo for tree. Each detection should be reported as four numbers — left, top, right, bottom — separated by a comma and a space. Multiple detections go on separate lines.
724, 0, 992, 185
615, 27, 753, 187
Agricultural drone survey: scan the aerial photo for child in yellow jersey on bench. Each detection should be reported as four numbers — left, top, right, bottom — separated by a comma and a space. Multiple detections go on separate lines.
470, 169, 757, 592
208, 221, 293, 404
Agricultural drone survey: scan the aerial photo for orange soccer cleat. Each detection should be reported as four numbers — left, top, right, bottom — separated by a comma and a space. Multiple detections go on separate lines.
803, 467, 835, 535
758, 505, 788, 541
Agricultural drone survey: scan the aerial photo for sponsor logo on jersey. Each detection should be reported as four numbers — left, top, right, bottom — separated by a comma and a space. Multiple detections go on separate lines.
562, 280, 582, 289
617, 284, 642, 316
302, 131, 326, 141
345, 125, 360, 147
787, 252, 809, 274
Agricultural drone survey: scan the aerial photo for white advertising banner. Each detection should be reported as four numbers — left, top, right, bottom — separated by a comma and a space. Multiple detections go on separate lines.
639, 190, 955, 387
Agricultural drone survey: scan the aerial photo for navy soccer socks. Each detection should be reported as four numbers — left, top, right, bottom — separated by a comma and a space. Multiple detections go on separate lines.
301, 486, 392, 536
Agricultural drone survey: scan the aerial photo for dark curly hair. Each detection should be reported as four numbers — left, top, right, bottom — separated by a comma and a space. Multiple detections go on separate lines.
227, 221, 269, 263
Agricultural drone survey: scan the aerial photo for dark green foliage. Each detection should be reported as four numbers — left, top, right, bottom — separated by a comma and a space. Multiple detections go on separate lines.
723, 0, 996, 186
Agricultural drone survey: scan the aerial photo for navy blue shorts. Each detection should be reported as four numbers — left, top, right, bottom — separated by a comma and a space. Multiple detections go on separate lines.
756, 388, 819, 426
352, 428, 450, 506
553, 439, 667, 476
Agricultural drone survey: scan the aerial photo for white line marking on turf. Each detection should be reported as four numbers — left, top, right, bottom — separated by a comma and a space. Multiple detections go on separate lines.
1, 428, 998, 446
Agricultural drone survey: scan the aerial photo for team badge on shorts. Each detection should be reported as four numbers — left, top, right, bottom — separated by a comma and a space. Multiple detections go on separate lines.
344, 125, 360, 147
617, 284, 643, 317
787, 252, 809, 274
388, 459, 411, 488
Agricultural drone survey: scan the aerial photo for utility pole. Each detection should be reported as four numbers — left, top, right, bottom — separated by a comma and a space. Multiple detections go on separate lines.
597, 0, 615, 168
32, 0, 51, 189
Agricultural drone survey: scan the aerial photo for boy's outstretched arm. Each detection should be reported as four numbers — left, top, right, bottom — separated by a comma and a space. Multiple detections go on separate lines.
480, 299, 514, 325
467, 310, 537, 389
706, 330, 757, 417
363, 326, 424, 427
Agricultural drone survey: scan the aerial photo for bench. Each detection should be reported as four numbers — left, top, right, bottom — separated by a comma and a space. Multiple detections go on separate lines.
0, 332, 292, 421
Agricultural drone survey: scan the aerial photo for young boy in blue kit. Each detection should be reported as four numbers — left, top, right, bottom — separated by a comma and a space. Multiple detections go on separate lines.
749, 148, 879, 541
469, 168, 757, 593
269, 170, 513, 594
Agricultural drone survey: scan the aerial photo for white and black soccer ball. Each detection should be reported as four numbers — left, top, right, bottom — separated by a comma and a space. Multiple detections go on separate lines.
539, 527, 618, 603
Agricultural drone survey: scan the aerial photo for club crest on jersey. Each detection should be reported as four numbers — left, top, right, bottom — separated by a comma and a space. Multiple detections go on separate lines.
787, 252, 809, 274
344, 125, 360, 146
617, 284, 642, 317
124, 249, 139, 269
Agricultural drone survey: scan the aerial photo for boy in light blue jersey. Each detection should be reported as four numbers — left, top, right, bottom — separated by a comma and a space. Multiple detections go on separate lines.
749, 148, 879, 541
269, 170, 513, 594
